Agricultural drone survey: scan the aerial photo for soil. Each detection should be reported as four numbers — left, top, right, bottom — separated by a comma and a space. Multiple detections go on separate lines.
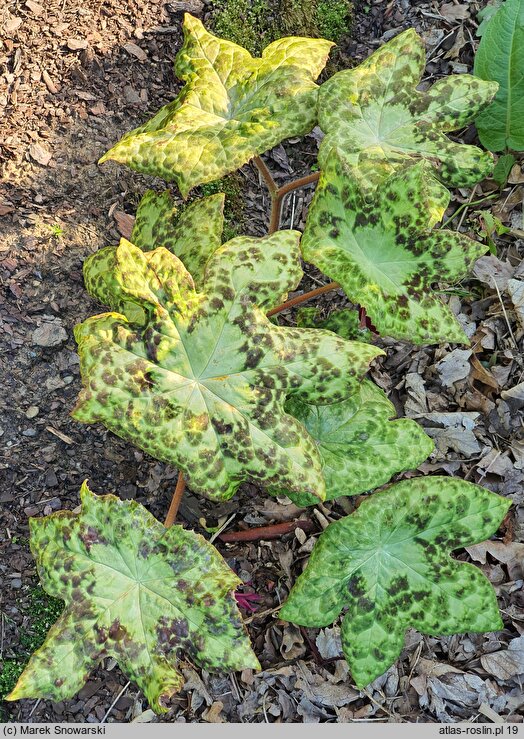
1, 0, 523, 725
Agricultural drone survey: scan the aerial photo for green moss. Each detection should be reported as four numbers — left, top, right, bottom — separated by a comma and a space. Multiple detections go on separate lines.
0, 586, 63, 715
212, 0, 274, 55
210, 0, 353, 56
20, 586, 64, 653
314, 0, 353, 41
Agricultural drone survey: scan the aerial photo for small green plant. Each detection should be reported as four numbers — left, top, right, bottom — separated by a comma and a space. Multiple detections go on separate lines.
48, 223, 64, 240
7, 16, 511, 714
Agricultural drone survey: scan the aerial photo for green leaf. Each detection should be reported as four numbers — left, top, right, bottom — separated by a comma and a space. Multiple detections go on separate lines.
477, 1, 504, 36
84, 192, 226, 316
281, 380, 434, 506
280, 477, 510, 688
7, 483, 259, 713
301, 157, 488, 344
132, 190, 226, 282
492, 153, 517, 186
474, 0, 524, 152
318, 28, 498, 188
99, 14, 333, 197
296, 307, 372, 342
73, 236, 383, 502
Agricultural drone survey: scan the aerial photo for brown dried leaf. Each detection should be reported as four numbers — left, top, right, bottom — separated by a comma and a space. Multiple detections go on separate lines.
465, 540, 524, 565
440, 3, 470, 21
480, 637, 524, 682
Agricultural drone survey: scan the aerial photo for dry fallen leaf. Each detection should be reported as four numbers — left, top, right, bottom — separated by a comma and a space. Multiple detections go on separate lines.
473, 255, 515, 291
480, 637, 524, 682
507, 279, 524, 329
422, 411, 481, 456
466, 540, 524, 565
440, 3, 470, 21
435, 348, 472, 388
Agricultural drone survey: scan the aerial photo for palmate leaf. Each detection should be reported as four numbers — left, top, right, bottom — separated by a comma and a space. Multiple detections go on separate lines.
99, 14, 333, 197
301, 157, 488, 344
84, 192, 226, 320
7, 483, 259, 713
318, 28, 498, 189
131, 191, 226, 284
281, 380, 434, 506
73, 235, 383, 502
280, 477, 510, 688
474, 0, 524, 152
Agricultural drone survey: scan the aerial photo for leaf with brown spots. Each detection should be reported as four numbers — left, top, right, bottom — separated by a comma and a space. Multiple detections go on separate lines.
301, 157, 488, 344
280, 477, 510, 688
73, 235, 383, 501
84, 191, 226, 319
280, 379, 434, 505
318, 28, 498, 189
99, 14, 333, 197
7, 483, 259, 713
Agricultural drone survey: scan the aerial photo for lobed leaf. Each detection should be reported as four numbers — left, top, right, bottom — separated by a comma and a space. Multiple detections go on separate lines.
318, 28, 498, 188
131, 190, 226, 284
280, 477, 510, 688
84, 192, 226, 318
282, 380, 434, 506
99, 14, 333, 197
474, 0, 524, 152
301, 157, 488, 344
7, 483, 259, 713
73, 236, 383, 502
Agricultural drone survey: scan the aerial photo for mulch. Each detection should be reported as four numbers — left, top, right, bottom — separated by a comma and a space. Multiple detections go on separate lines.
0, 0, 523, 724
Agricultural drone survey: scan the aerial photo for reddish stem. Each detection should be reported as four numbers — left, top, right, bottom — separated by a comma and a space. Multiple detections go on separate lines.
267, 281, 340, 317
253, 155, 278, 195
253, 156, 320, 234
164, 472, 186, 528
219, 519, 314, 543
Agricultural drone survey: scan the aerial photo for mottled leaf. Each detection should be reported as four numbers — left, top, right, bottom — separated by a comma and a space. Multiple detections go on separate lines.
100, 14, 333, 196
281, 380, 434, 506
280, 477, 510, 688
73, 236, 383, 502
318, 28, 498, 188
132, 190, 225, 285
7, 483, 259, 713
474, 0, 524, 151
84, 192, 226, 319
301, 157, 488, 344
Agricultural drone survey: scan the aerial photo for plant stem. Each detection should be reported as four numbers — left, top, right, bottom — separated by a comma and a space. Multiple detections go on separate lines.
164, 472, 186, 528
267, 281, 340, 317
253, 156, 321, 233
253, 155, 278, 195
440, 195, 498, 229
278, 171, 321, 198
219, 519, 314, 543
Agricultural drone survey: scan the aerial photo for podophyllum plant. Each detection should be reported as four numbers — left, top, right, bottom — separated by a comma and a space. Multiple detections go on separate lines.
8, 16, 512, 715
